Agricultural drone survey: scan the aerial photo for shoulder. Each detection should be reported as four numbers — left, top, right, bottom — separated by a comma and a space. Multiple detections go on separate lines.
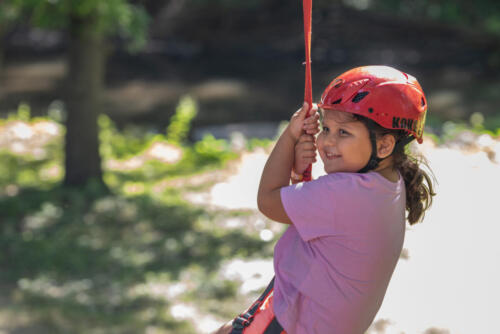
282, 172, 400, 201
281, 173, 370, 203
317, 172, 403, 199
285, 173, 354, 194
320, 172, 379, 188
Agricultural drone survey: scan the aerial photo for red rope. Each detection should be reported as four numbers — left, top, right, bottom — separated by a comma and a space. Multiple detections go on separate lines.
303, 0, 312, 108
302, 0, 313, 181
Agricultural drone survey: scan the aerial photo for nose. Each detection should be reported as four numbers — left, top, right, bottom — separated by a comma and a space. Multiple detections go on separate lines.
323, 132, 337, 146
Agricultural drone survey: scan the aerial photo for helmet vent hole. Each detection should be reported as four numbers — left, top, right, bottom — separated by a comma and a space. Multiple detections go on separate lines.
368, 108, 374, 113
421, 97, 426, 106
352, 92, 369, 103
331, 98, 342, 105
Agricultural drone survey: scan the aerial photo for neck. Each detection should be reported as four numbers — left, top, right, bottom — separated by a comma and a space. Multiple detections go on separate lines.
373, 156, 399, 182
374, 156, 394, 172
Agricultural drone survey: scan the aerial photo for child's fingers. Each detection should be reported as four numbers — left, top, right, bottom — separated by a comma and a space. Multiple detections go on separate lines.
303, 121, 320, 130
296, 149, 316, 158
304, 110, 320, 121
303, 125, 320, 135
303, 116, 320, 128
303, 121, 320, 129
296, 147, 317, 163
297, 143, 317, 153
298, 133, 315, 143
300, 155, 317, 164
296, 139, 316, 150
300, 152, 317, 160
305, 128, 320, 135
300, 143, 316, 151
302, 113, 320, 132
299, 102, 310, 118
291, 102, 311, 130
299, 153, 317, 162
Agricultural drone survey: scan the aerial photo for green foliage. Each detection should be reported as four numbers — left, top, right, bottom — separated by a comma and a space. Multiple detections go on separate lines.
0, 104, 64, 190
440, 120, 469, 142
193, 134, 237, 164
14, 101, 31, 121
166, 95, 198, 145
121, 2, 150, 52
367, 0, 500, 35
0, 152, 59, 189
190, 0, 264, 9
0, 99, 271, 332
99, 114, 154, 160
0, 97, 238, 194
98, 96, 237, 185
247, 138, 273, 151
0, 1, 21, 24
5, 0, 150, 50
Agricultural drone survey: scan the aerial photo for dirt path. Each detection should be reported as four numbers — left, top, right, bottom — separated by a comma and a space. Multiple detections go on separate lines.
188, 135, 500, 334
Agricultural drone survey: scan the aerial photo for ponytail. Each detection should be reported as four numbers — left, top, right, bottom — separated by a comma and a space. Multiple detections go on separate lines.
392, 146, 436, 225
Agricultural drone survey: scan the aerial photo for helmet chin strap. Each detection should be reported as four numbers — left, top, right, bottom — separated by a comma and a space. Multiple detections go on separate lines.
358, 129, 382, 173
357, 132, 416, 174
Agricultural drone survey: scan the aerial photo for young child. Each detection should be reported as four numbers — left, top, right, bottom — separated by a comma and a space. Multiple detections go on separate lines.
214, 65, 435, 334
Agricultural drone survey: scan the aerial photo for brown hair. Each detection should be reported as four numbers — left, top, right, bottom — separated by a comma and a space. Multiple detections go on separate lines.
355, 116, 437, 225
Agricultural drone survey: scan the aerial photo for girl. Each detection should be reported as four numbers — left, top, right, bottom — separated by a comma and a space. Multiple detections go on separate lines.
214, 65, 435, 334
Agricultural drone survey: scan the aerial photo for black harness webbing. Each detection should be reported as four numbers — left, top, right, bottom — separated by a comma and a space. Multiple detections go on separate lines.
230, 277, 283, 334
262, 318, 284, 334
358, 132, 416, 174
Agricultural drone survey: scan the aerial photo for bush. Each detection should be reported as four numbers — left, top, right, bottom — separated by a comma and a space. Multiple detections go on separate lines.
166, 95, 198, 145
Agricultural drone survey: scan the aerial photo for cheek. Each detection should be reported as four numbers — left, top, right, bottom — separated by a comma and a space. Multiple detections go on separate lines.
358, 137, 373, 156
352, 138, 372, 161
316, 136, 327, 160
339, 137, 371, 161
316, 135, 324, 150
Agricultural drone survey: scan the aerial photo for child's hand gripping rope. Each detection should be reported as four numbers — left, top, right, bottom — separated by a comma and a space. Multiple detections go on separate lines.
287, 102, 320, 177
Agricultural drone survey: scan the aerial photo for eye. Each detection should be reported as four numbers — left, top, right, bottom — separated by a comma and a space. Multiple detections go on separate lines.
322, 125, 330, 133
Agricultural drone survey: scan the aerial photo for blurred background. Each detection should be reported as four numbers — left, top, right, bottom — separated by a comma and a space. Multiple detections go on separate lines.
1, 0, 500, 333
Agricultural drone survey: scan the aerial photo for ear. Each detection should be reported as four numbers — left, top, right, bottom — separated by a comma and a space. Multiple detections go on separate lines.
376, 134, 396, 159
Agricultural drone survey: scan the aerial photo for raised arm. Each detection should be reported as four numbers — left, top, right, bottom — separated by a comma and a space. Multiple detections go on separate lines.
257, 102, 319, 223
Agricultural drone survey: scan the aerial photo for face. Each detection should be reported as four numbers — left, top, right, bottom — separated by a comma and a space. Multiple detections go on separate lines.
317, 109, 372, 173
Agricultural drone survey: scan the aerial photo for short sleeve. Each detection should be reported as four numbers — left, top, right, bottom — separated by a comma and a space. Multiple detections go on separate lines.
280, 175, 341, 241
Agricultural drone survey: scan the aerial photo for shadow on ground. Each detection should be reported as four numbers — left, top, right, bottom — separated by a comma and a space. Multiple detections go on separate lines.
0, 185, 270, 333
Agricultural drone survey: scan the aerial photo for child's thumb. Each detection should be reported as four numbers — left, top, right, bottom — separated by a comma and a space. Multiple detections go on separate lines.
300, 102, 310, 118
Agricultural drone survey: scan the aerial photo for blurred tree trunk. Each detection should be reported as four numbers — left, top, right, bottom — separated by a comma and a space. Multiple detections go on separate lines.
0, 25, 4, 77
63, 15, 106, 187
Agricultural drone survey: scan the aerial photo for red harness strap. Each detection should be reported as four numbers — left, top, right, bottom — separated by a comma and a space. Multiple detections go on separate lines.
230, 278, 284, 334
302, 0, 314, 181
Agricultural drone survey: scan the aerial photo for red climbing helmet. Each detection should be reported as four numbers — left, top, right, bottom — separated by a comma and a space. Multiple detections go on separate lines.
318, 65, 427, 143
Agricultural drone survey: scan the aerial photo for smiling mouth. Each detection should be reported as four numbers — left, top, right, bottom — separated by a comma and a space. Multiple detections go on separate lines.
325, 153, 341, 160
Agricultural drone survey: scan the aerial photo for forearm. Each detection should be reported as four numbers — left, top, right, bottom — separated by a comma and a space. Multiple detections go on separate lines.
258, 126, 296, 199
256, 102, 316, 222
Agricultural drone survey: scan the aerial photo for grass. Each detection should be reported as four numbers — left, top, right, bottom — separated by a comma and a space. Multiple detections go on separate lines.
0, 183, 272, 333
0, 102, 275, 333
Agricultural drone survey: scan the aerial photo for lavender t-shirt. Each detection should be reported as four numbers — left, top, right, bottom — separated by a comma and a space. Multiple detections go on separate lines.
275, 171, 406, 334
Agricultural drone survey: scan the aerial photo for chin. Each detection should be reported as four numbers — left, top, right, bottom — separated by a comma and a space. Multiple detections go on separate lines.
324, 167, 342, 174
324, 166, 360, 174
